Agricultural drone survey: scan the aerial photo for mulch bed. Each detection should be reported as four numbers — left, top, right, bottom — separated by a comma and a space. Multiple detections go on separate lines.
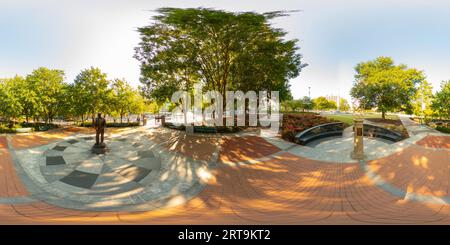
365, 118, 403, 126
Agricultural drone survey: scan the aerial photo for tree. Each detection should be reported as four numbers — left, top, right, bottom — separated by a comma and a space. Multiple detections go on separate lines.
129, 93, 146, 118
7, 75, 39, 123
300, 96, 313, 111
431, 81, 450, 119
111, 79, 137, 123
282, 99, 303, 112
313, 96, 336, 111
135, 8, 306, 103
0, 77, 23, 126
350, 57, 424, 119
73, 67, 111, 124
413, 80, 433, 118
26, 67, 66, 124
339, 98, 350, 111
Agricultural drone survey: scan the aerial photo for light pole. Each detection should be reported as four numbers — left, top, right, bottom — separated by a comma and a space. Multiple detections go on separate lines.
308, 86, 311, 99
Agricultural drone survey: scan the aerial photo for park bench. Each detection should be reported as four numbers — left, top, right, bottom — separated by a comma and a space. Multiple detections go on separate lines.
295, 122, 345, 145
194, 126, 217, 134
362, 124, 404, 142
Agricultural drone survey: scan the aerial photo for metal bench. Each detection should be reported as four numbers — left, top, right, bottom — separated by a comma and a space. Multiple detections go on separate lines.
194, 126, 217, 133
362, 124, 404, 142
295, 122, 345, 145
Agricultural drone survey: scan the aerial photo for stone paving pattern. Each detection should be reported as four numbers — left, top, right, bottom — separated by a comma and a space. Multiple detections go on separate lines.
0, 120, 449, 224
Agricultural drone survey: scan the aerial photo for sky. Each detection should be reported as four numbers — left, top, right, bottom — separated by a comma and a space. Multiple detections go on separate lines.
1, 0, 450, 101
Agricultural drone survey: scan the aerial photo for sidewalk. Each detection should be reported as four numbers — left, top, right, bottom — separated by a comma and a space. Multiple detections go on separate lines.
399, 115, 439, 136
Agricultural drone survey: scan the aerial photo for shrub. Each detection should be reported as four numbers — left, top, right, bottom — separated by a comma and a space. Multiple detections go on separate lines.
78, 122, 140, 127
21, 122, 58, 131
281, 113, 336, 142
0, 124, 17, 133
435, 126, 450, 134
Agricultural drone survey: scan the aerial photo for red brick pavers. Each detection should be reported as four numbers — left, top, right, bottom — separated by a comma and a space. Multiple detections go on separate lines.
367, 136, 450, 198
219, 136, 281, 164
416, 135, 450, 149
0, 136, 7, 149
163, 134, 219, 162
1, 150, 449, 224
0, 136, 29, 197
10, 129, 75, 150
1, 132, 449, 224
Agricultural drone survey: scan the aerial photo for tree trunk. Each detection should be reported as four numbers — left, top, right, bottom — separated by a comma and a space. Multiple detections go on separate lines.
381, 110, 386, 120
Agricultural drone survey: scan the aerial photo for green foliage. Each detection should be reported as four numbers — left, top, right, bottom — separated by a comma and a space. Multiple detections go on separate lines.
0, 76, 24, 125
72, 67, 111, 122
339, 98, 350, 111
1, 67, 148, 130
412, 80, 433, 118
281, 96, 315, 112
431, 81, 450, 119
435, 125, 450, 134
135, 8, 306, 103
0, 124, 18, 133
26, 67, 66, 123
110, 79, 137, 123
146, 101, 162, 114
350, 57, 424, 119
312, 96, 336, 110
21, 122, 58, 131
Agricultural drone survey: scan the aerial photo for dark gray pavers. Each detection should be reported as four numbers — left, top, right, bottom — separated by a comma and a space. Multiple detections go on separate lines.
67, 139, 79, 144
60, 170, 99, 189
46, 156, 66, 165
40, 164, 75, 183
52, 145, 67, 151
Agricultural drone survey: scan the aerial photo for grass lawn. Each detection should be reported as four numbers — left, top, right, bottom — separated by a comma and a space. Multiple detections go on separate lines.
325, 113, 400, 125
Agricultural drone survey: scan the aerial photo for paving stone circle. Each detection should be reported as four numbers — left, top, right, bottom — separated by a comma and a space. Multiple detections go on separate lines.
41, 135, 160, 191
14, 131, 207, 211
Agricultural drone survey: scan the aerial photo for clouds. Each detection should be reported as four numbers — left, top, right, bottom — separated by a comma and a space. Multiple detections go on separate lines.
1, 0, 450, 100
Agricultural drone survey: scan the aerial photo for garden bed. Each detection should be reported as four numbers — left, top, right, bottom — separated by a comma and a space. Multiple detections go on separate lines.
435, 125, 450, 134
0, 122, 59, 133
21, 122, 59, 131
281, 113, 339, 142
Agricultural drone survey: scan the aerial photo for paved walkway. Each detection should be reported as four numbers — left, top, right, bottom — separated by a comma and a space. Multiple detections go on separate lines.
0, 124, 449, 224
399, 115, 440, 136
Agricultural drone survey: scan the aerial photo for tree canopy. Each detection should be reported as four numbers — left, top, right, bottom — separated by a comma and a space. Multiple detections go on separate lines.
431, 80, 450, 119
1, 67, 148, 128
135, 8, 306, 103
412, 80, 433, 118
312, 96, 337, 111
350, 57, 425, 119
